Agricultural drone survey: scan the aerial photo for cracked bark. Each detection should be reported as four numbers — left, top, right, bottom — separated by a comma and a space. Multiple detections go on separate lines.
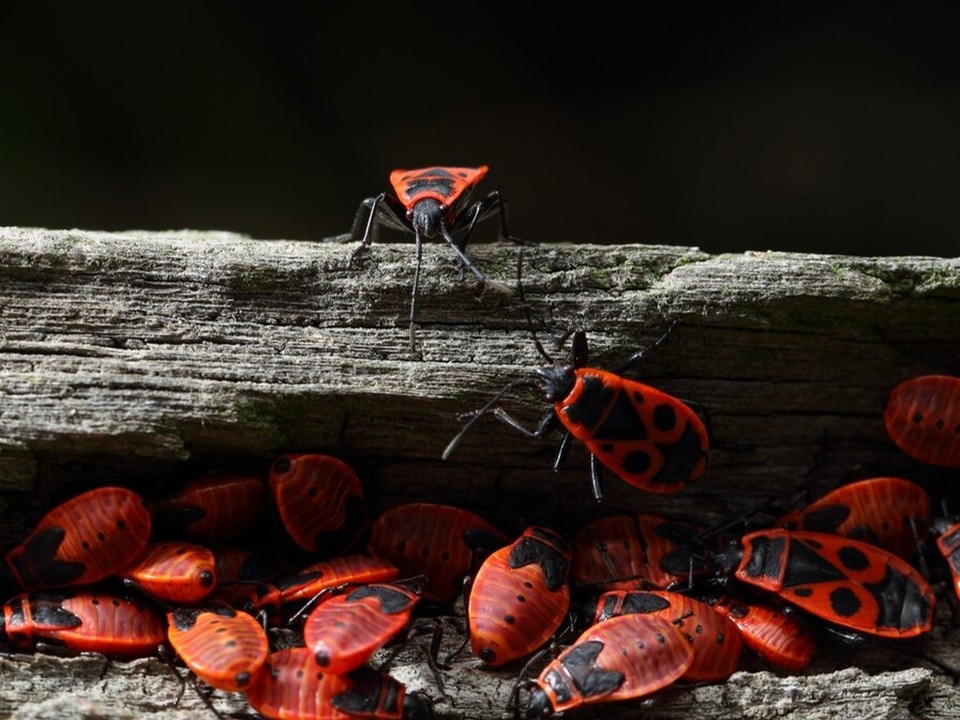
1, 227, 960, 719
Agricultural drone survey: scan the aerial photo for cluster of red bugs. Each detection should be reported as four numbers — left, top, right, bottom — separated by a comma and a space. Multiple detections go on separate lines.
5, 167, 960, 719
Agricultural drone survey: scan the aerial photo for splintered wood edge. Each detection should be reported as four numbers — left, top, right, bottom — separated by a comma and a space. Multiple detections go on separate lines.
1, 227, 960, 719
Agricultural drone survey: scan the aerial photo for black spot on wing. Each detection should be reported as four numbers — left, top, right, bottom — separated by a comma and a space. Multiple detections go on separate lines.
509, 537, 570, 592
346, 585, 415, 614
797, 504, 852, 534
865, 565, 932, 632
563, 376, 614, 432
591, 388, 649, 441
561, 640, 625, 699
781, 539, 847, 587
647, 424, 705, 488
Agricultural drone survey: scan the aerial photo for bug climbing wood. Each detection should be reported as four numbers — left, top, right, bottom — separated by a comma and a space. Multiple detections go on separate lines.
1, 227, 960, 719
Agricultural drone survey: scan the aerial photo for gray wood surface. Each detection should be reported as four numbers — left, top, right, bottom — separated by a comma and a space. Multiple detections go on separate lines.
1, 227, 959, 719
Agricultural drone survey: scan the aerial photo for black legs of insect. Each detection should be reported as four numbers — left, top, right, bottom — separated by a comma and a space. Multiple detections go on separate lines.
348, 188, 520, 354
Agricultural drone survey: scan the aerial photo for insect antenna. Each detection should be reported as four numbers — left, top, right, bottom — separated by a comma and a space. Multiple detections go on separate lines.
513, 248, 554, 365
442, 378, 537, 460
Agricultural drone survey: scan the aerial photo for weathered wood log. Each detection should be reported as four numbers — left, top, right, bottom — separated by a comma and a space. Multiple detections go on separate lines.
1, 227, 959, 719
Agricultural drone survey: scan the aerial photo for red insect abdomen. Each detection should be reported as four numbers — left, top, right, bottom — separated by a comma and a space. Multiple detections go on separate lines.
269, 454, 367, 555
468, 526, 570, 667
3, 590, 165, 657
6, 487, 151, 591
367, 502, 507, 603
884, 374, 960, 468
167, 603, 269, 692
119, 541, 217, 604
303, 583, 419, 674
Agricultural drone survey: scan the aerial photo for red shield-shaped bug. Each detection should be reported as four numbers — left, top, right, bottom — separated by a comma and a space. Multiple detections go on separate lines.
268, 453, 367, 556
524, 612, 692, 717
884, 374, 960, 468
717, 528, 935, 639
303, 583, 420, 674
775, 476, 931, 560
148, 472, 268, 542
167, 602, 269, 692
345, 166, 521, 353
444, 324, 710, 501
2, 589, 166, 658
708, 594, 817, 672
119, 541, 217, 604
367, 502, 508, 604
244, 647, 427, 720
468, 525, 571, 667
589, 589, 742, 683
5, 486, 151, 591
251, 554, 399, 627
571, 513, 709, 591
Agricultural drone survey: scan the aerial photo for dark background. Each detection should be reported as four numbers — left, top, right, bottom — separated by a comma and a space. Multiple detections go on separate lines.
2, 3, 959, 257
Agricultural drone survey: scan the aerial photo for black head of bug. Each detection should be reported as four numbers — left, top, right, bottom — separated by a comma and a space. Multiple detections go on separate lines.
537, 365, 576, 404
408, 199, 444, 238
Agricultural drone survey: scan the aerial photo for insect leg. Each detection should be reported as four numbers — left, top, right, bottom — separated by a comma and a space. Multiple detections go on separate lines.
410, 229, 423, 353
440, 225, 487, 286
611, 319, 681, 375
348, 193, 386, 265
589, 455, 606, 502
489, 407, 559, 438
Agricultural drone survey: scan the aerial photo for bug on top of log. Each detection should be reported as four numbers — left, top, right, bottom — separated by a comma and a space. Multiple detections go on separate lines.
345, 165, 523, 353
443, 320, 710, 501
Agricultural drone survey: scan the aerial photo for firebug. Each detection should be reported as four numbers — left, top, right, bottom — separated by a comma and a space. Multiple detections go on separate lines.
708, 594, 817, 672
1, 589, 166, 658
346, 165, 519, 352
166, 602, 269, 692
367, 502, 508, 604
303, 583, 420, 674
251, 554, 399, 627
775, 476, 931, 561
523, 612, 692, 717
5, 486, 151, 591
268, 453, 367, 556
444, 325, 709, 501
119, 541, 217, 605
148, 472, 268, 542
588, 589, 742, 682
570, 513, 709, 591
715, 528, 935, 639
884, 374, 960, 468
244, 647, 428, 720
468, 525, 571, 667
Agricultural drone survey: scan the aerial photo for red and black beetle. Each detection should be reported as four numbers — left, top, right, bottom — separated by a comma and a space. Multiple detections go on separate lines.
1, 588, 166, 658
775, 476, 932, 561
268, 453, 368, 556
523, 612, 692, 717
715, 528, 935, 639
367, 502, 508, 604
587, 589, 742, 683
345, 166, 520, 353
166, 602, 269, 692
303, 582, 420, 674
244, 647, 428, 720
444, 325, 710, 501
5, 486, 152, 591
884, 374, 960, 468
468, 525, 571, 667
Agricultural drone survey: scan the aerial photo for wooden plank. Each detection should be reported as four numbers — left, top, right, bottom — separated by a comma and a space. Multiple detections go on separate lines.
1, 227, 959, 719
